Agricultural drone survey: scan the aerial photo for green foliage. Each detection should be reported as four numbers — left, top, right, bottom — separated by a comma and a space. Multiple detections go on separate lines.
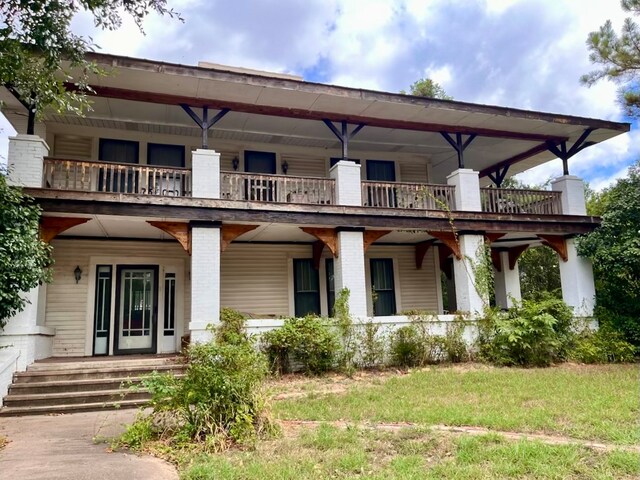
119, 413, 155, 449
518, 246, 562, 301
582, 1, 640, 116
577, 160, 640, 346
443, 317, 470, 363
478, 297, 574, 367
401, 78, 453, 100
0, 1, 180, 117
216, 308, 249, 346
332, 288, 358, 374
570, 326, 637, 364
390, 325, 426, 367
357, 321, 386, 369
261, 315, 339, 375
0, 172, 52, 329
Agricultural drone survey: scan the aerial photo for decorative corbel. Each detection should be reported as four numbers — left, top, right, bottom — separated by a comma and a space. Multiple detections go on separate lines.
427, 230, 462, 259
415, 240, 435, 270
147, 221, 191, 254
300, 227, 339, 257
537, 234, 568, 262
363, 230, 391, 253
40, 216, 91, 243
221, 224, 259, 252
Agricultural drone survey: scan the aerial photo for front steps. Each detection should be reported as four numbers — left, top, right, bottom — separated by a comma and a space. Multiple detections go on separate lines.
0, 355, 185, 416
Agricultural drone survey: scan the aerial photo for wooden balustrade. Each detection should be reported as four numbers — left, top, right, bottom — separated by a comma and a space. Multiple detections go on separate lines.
42, 157, 192, 197
480, 188, 562, 215
361, 181, 456, 211
220, 171, 335, 205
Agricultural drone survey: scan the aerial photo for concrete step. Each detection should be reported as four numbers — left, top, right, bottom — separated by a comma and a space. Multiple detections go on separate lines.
28, 356, 181, 372
8, 374, 183, 395
2, 388, 150, 408
13, 364, 185, 383
0, 398, 146, 416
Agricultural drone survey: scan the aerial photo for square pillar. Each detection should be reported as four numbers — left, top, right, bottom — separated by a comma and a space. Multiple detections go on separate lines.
333, 229, 368, 317
494, 250, 521, 309
559, 238, 595, 317
329, 160, 362, 206
452, 234, 487, 314
192, 149, 220, 199
551, 175, 586, 215
446, 168, 481, 211
189, 224, 221, 343
7, 134, 49, 188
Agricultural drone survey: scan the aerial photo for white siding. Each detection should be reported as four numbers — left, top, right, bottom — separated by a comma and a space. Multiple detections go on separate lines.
399, 160, 429, 183
283, 154, 327, 178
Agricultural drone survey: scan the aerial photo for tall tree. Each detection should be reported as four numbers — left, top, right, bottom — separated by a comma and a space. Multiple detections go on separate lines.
582, 0, 640, 116
0, 1, 180, 119
401, 78, 453, 100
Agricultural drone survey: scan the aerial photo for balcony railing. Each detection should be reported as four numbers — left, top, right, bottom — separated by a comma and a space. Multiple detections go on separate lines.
43, 157, 192, 197
220, 171, 335, 205
480, 188, 562, 215
361, 181, 456, 211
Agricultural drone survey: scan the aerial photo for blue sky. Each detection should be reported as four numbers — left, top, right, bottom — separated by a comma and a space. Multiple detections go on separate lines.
2, 0, 637, 189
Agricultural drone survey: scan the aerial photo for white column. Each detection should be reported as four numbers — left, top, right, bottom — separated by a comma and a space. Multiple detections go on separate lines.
453, 234, 487, 314
559, 238, 595, 317
7, 134, 49, 187
552, 175, 595, 317
329, 160, 362, 206
334, 230, 368, 318
446, 168, 481, 211
191, 149, 221, 198
189, 225, 221, 343
494, 250, 521, 309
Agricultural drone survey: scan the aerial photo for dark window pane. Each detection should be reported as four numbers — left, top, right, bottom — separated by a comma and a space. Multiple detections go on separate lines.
99, 138, 139, 164
366, 160, 395, 181
245, 150, 276, 173
294, 259, 320, 317
326, 258, 335, 316
370, 258, 396, 316
148, 143, 185, 167
93, 265, 112, 355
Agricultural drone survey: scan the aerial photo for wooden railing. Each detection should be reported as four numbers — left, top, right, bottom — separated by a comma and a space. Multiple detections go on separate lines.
361, 181, 456, 211
480, 188, 562, 215
43, 157, 192, 197
220, 171, 335, 205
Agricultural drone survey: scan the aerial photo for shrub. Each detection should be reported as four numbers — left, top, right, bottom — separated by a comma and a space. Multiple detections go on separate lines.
569, 326, 637, 364
357, 320, 386, 369
389, 322, 445, 367
442, 317, 469, 363
261, 315, 339, 374
217, 308, 249, 346
332, 288, 358, 375
478, 297, 574, 367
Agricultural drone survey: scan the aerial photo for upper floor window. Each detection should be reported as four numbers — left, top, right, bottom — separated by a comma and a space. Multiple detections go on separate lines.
366, 160, 395, 181
245, 150, 276, 174
148, 143, 185, 168
99, 138, 139, 164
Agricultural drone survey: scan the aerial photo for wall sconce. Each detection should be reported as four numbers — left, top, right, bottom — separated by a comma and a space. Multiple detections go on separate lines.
232, 156, 239, 171
281, 160, 289, 175
74, 266, 82, 284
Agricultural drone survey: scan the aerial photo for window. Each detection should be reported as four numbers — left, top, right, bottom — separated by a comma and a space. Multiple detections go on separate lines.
164, 273, 176, 336
326, 258, 335, 316
366, 160, 396, 181
370, 258, 396, 316
99, 138, 139, 164
245, 150, 277, 201
93, 265, 112, 355
98, 139, 140, 193
148, 143, 185, 167
293, 259, 321, 317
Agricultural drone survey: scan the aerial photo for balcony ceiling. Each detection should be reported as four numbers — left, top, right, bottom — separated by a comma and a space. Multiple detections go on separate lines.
2, 52, 630, 181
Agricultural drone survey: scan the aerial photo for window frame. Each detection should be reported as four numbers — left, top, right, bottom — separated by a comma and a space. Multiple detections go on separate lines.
147, 143, 185, 168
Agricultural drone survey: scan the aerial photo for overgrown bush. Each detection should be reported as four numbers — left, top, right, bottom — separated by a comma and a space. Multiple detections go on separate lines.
478, 297, 574, 367
261, 315, 339, 375
443, 317, 470, 363
332, 288, 358, 374
217, 308, 249, 346
569, 326, 637, 364
357, 320, 386, 368
389, 321, 446, 367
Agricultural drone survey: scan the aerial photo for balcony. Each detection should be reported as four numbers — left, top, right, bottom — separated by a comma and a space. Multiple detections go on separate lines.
362, 181, 456, 211
480, 188, 562, 215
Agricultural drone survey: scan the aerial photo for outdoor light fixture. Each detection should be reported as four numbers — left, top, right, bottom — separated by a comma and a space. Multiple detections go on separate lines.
281, 160, 289, 175
232, 156, 239, 171
74, 266, 82, 284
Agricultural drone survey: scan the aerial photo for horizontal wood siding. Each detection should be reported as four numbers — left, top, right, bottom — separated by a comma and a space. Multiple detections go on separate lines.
283, 154, 327, 178
47, 239, 188, 356
399, 161, 429, 183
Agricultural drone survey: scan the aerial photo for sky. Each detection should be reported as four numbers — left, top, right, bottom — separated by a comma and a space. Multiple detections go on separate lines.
1, 0, 637, 189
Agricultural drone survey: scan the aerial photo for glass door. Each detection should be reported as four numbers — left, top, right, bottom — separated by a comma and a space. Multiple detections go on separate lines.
114, 266, 158, 354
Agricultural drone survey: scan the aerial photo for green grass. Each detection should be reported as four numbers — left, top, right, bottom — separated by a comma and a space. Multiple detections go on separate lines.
274, 364, 640, 444
180, 425, 640, 479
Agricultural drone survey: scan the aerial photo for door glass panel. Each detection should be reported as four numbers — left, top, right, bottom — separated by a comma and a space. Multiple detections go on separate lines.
293, 259, 320, 317
164, 273, 176, 336
370, 259, 396, 316
326, 258, 335, 316
118, 268, 155, 351
93, 265, 112, 355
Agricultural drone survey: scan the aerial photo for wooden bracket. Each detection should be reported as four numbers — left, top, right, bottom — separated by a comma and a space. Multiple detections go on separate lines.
40, 216, 91, 243
221, 224, 259, 252
538, 235, 568, 262
300, 227, 339, 257
415, 240, 435, 270
363, 230, 391, 253
491, 249, 502, 272
484, 232, 506, 244
148, 221, 191, 254
312, 241, 325, 270
427, 230, 461, 259
508, 245, 530, 270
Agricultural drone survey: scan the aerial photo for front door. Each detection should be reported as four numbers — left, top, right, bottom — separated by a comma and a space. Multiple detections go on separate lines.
114, 265, 158, 354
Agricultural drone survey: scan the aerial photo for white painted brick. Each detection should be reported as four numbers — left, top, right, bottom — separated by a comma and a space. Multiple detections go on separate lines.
559, 238, 595, 317
192, 149, 220, 199
446, 168, 481, 211
453, 234, 486, 315
329, 161, 362, 206
334, 231, 367, 317
7, 135, 49, 188
189, 227, 221, 343
494, 250, 521, 309
551, 175, 587, 215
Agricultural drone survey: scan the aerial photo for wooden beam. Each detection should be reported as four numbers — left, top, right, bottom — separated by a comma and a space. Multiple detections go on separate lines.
312, 240, 324, 270
147, 221, 191, 254
415, 240, 435, 270
484, 232, 506, 244
538, 234, 568, 262
363, 230, 391, 253
428, 230, 462, 259
300, 227, 339, 257
40, 216, 91, 243
508, 245, 530, 270
479, 142, 551, 179
491, 249, 502, 272
75, 84, 570, 143
221, 224, 259, 252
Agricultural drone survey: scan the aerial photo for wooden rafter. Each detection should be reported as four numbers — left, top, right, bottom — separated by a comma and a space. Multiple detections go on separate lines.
427, 230, 461, 259
415, 240, 435, 270
508, 245, 530, 270
538, 234, 568, 262
147, 221, 191, 254
40, 216, 91, 243
300, 227, 339, 257
221, 224, 259, 252
312, 240, 325, 270
363, 230, 391, 253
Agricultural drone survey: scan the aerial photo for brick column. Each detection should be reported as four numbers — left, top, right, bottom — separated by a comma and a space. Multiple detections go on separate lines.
493, 250, 521, 309
446, 168, 481, 212
7, 134, 49, 187
329, 160, 362, 206
191, 149, 220, 198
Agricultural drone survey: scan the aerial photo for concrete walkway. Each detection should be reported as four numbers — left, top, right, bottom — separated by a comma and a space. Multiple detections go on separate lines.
0, 410, 177, 480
